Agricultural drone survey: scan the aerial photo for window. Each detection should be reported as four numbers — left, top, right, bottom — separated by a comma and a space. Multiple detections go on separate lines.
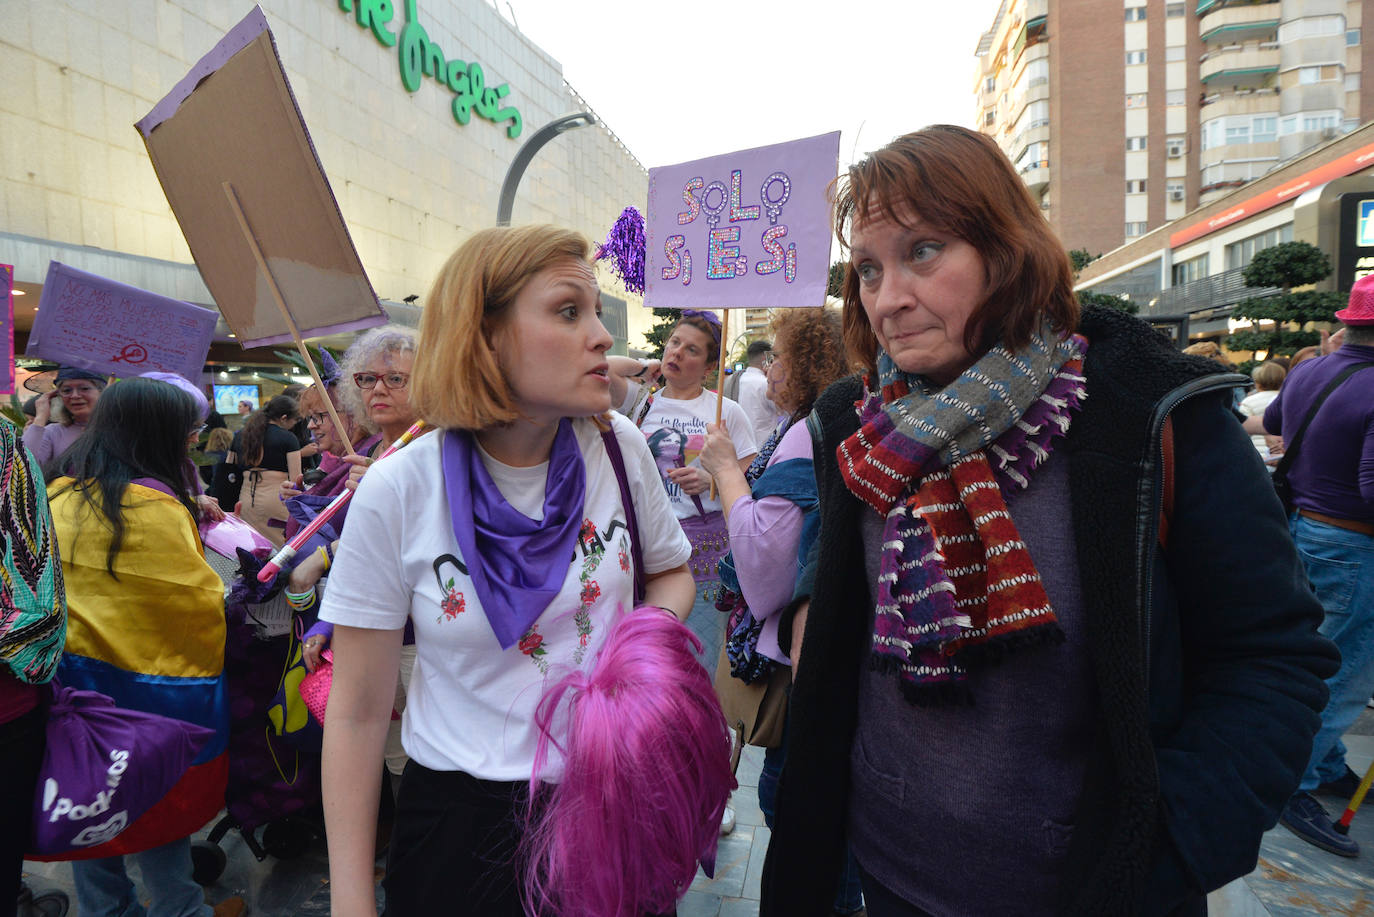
1252, 116, 1277, 143
984, 109, 996, 126
1166, 89, 1186, 106
1125, 221, 1149, 237
1166, 2, 1185, 17
1347, 73, 1362, 92
1166, 46, 1186, 62
983, 76, 996, 92
1017, 99, 1050, 129
1278, 16, 1344, 42
1126, 93, 1148, 109
1225, 225, 1293, 271
1171, 254, 1208, 286
1349, 29, 1362, 46
1127, 179, 1148, 193
1126, 50, 1147, 65
1026, 58, 1049, 87
1225, 123, 1251, 145
1303, 113, 1339, 132
1125, 7, 1147, 22
1126, 136, 1148, 151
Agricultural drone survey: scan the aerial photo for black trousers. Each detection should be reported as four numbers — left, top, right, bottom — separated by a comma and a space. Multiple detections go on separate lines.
1, 702, 47, 917
382, 761, 677, 917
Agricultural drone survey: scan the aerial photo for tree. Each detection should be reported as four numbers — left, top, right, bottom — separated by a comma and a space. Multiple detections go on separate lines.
1077, 289, 1138, 314
827, 261, 846, 299
642, 308, 679, 358
1068, 249, 1100, 275
1229, 241, 1344, 357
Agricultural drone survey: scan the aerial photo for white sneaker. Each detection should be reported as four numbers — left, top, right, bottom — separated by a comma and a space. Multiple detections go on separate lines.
720, 806, 736, 836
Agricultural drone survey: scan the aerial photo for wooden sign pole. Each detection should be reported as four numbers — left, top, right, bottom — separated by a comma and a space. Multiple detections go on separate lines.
222, 181, 356, 457
709, 309, 730, 501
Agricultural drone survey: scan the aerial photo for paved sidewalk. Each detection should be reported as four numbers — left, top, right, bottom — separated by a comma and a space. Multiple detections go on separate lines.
22, 724, 1374, 915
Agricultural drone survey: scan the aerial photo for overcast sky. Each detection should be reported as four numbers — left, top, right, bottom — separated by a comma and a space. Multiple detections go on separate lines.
498, 0, 1003, 170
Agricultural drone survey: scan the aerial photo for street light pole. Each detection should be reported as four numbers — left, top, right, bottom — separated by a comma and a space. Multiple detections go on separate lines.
495, 112, 597, 226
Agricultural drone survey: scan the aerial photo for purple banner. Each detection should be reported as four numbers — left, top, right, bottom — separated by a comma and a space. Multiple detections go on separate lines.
0, 265, 13, 395
26, 262, 218, 382
644, 131, 840, 311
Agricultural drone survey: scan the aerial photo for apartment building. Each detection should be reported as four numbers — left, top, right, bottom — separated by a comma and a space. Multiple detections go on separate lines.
975, 0, 1374, 253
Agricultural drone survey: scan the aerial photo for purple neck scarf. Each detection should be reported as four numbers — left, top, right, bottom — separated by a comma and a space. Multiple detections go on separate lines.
442, 421, 587, 650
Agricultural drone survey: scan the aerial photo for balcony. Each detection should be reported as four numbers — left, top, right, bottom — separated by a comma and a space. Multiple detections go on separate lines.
1199, 1, 1279, 43
1197, 0, 1278, 19
1200, 42, 1279, 87
1200, 85, 1280, 111
1019, 161, 1049, 194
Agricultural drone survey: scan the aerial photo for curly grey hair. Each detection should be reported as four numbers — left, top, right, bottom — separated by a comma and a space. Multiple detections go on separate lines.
337, 324, 418, 429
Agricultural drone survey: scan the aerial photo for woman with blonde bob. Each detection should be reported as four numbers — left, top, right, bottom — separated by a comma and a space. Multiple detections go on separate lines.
318, 225, 702, 916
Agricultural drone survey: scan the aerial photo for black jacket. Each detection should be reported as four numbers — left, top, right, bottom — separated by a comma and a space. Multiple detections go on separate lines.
760, 307, 1339, 916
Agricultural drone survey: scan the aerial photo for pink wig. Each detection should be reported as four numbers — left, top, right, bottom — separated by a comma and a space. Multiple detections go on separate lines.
520, 608, 737, 917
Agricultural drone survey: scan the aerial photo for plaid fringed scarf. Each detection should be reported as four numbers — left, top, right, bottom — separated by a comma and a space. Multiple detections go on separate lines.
839, 327, 1088, 703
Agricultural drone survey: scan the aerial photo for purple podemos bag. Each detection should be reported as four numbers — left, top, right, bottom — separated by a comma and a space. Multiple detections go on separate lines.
29, 682, 215, 856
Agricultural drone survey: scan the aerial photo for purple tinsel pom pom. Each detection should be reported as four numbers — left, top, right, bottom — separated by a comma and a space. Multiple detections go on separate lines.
595, 206, 646, 294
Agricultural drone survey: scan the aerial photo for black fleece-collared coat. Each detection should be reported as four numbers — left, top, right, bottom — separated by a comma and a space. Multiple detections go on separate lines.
759, 307, 1340, 917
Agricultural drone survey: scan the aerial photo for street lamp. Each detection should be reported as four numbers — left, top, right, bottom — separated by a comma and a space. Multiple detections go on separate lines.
495, 112, 597, 226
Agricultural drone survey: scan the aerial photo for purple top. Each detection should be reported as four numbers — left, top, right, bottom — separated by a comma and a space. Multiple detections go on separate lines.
725, 421, 811, 664
1263, 343, 1374, 523
21, 422, 84, 466
848, 449, 1094, 914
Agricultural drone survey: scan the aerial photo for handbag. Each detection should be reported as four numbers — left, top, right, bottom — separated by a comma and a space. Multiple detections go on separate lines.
266, 617, 324, 750
1270, 362, 1374, 514
711, 641, 789, 752
29, 681, 215, 857
298, 649, 333, 725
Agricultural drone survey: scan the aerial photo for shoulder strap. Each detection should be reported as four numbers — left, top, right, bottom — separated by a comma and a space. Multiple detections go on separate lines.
600, 426, 646, 603
1158, 415, 1174, 550
1272, 362, 1374, 482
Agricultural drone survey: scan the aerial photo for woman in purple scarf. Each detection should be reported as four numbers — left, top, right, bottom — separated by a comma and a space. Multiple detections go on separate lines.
315, 225, 697, 917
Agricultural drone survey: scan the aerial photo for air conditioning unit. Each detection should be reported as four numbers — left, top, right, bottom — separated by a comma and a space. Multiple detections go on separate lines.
1166, 141, 1185, 158
1169, 189, 1185, 202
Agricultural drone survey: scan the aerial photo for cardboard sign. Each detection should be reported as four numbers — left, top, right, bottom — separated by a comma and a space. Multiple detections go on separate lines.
26, 262, 217, 382
0, 265, 13, 395
135, 6, 386, 348
644, 132, 841, 311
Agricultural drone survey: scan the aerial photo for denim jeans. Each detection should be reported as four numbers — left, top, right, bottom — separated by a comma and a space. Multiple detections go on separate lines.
1291, 514, 1374, 791
758, 712, 865, 914
71, 837, 211, 917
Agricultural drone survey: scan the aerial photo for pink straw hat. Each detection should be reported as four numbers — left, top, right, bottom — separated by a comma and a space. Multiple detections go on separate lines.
1336, 273, 1374, 326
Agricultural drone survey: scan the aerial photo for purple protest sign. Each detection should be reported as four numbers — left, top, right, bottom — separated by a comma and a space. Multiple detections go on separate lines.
0, 265, 13, 395
644, 132, 840, 311
26, 262, 218, 382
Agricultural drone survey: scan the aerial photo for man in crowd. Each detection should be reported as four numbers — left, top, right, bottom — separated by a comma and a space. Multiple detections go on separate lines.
1260, 275, 1374, 857
735, 339, 780, 448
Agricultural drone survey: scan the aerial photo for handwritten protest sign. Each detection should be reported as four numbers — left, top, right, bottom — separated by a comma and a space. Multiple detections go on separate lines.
0, 265, 13, 395
26, 262, 218, 382
135, 6, 386, 348
644, 132, 840, 311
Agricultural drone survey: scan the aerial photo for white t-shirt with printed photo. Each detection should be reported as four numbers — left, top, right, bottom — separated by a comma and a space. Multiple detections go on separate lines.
638, 389, 758, 520
319, 414, 692, 781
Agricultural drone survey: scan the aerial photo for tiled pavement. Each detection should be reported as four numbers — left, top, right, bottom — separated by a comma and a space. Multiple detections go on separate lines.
22, 721, 1374, 915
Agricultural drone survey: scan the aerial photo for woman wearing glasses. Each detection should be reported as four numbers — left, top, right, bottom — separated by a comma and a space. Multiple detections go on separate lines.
291, 326, 423, 801
23, 365, 108, 465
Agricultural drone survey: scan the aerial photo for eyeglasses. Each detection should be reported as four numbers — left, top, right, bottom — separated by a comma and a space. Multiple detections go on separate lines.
353, 372, 410, 391
190, 424, 207, 437
305, 412, 330, 427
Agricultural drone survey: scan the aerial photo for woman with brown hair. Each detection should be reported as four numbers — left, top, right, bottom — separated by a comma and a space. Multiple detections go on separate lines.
220, 394, 302, 546
759, 125, 1337, 917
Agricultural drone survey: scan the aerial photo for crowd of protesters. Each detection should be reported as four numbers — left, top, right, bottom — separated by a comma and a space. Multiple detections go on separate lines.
2, 124, 1371, 917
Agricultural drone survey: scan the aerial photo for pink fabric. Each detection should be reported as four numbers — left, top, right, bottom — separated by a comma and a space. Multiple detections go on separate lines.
723, 421, 812, 664
0, 669, 40, 724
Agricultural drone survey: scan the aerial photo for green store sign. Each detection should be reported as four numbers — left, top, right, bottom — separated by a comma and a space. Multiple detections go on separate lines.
337, 0, 523, 138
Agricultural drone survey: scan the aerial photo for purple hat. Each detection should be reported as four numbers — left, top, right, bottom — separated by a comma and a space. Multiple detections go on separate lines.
1336, 273, 1374, 326
140, 371, 210, 419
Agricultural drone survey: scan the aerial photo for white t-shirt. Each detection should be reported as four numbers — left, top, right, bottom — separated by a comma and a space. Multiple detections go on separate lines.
736, 366, 782, 448
1239, 388, 1280, 454
319, 414, 692, 780
638, 389, 758, 519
